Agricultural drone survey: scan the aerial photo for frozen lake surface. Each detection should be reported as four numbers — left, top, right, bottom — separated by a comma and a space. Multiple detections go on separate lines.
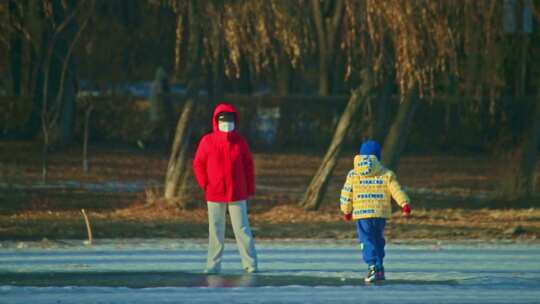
1, 239, 539, 303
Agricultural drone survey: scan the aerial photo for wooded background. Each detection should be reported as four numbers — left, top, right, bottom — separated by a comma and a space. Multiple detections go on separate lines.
1, 0, 539, 210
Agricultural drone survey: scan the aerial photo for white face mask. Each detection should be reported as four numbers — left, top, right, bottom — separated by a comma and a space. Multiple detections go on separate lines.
218, 121, 235, 132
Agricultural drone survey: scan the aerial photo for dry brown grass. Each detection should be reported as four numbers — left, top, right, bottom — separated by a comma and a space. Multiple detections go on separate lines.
1, 141, 539, 240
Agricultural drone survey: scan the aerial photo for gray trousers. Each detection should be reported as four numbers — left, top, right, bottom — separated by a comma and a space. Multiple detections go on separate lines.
206, 200, 258, 271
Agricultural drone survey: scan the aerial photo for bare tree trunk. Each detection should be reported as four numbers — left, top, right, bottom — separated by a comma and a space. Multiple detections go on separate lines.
300, 72, 373, 210
24, 3, 46, 137
164, 98, 195, 203
276, 53, 293, 95
311, 0, 344, 96
443, 75, 459, 146
464, 2, 481, 98
211, 49, 224, 102
237, 56, 253, 94
515, 35, 529, 97
39, 0, 93, 181
162, 0, 203, 206
177, 159, 193, 206
50, 0, 89, 145
318, 49, 330, 96
173, 13, 183, 82
8, 0, 23, 96
503, 96, 540, 199
312, 0, 328, 96
381, 89, 420, 171
373, 76, 393, 143
366, 83, 393, 142
41, 129, 49, 183
82, 104, 93, 173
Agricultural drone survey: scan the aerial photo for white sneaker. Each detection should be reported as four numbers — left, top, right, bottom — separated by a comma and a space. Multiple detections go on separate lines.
364, 265, 378, 283
244, 266, 258, 273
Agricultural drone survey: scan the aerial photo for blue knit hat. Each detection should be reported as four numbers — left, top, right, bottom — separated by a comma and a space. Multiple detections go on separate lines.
359, 140, 381, 160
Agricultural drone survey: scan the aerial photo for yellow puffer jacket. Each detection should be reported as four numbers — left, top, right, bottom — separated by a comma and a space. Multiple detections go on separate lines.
340, 155, 410, 219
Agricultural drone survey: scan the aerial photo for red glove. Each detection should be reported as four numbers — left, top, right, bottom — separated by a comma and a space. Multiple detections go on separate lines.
402, 203, 411, 217
343, 213, 352, 221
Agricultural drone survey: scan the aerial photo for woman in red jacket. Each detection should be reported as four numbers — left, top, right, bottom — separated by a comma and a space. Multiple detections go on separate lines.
193, 103, 257, 274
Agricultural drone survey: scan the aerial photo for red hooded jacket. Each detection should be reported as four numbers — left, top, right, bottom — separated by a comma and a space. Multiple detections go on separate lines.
193, 103, 255, 202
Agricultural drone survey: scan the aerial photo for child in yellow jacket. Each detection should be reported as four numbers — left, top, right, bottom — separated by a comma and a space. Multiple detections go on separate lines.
340, 140, 411, 283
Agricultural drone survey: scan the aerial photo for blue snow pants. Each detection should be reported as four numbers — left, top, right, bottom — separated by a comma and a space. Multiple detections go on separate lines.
356, 218, 386, 268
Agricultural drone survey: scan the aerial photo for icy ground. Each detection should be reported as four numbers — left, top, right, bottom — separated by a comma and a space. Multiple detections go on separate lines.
1, 239, 539, 303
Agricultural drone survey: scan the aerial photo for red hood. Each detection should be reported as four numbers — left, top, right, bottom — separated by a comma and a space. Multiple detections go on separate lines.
212, 103, 239, 132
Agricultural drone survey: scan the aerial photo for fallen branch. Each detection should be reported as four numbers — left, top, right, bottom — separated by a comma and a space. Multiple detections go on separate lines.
81, 209, 93, 245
